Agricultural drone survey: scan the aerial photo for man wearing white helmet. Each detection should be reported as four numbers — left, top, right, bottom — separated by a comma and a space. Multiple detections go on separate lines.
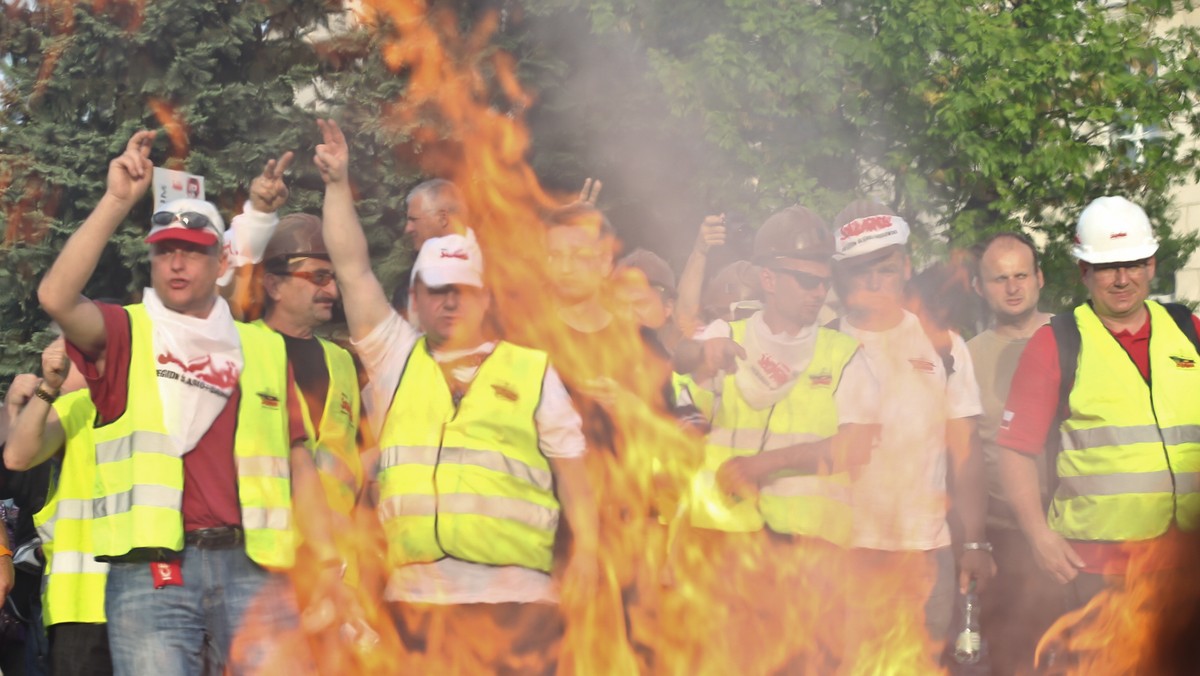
998, 196, 1200, 614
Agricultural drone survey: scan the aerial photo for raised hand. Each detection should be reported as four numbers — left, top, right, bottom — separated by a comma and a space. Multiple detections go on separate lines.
577, 177, 603, 206
694, 215, 728, 255
40, 339, 71, 394
248, 151, 295, 212
106, 130, 156, 204
314, 119, 350, 185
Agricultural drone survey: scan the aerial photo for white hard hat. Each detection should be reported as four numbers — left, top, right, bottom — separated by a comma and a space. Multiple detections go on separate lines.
1071, 196, 1158, 264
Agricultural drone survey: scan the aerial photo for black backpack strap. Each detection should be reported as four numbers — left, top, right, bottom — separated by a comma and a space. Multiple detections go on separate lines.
1162, 302, 1200, 355
1045, 309, 1082, 507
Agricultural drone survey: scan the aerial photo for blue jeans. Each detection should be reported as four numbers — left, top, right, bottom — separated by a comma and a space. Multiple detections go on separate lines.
105, 546, 301, 676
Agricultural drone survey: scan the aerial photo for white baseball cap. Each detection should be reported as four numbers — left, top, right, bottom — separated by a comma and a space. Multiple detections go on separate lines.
411, 233, 484, 288
1072, 196, 1158, 264
146, 199, 225, 247
832, 213, 911, 262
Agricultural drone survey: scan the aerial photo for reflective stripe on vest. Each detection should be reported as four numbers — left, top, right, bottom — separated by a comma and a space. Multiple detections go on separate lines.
254, 321, 362, 514
377, 339, 559, 572
33, 390, 109, 626
689, 321, 860, 544
90, 305, 296, 567
1051, 301, 1200, 540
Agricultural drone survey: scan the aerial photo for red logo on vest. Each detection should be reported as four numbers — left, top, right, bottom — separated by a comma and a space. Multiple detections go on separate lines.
840, 215, 894, 241
1170, 356, 1195, 369
340, 393, 353, 417
809, 373, 832, 387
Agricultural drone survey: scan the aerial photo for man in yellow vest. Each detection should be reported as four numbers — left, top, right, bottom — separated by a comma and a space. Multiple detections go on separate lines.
678, 206, 880, 672
37, 131, 335, 676
998, 196, 1200, 614
259, 214, 364, 516
315, 118, 598, 670
4, 337, 111, 676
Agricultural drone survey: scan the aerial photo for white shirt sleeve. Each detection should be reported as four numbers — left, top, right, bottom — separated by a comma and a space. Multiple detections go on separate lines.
217, 202, 279, 287
535, 364, 586, 459
833, 348, 880, 425
351, 309, 421, 411
945, 332, 984, 420
695, 318, 732, 341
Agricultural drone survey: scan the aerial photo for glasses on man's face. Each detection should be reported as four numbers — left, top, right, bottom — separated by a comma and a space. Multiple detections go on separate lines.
152, 211, 213, 232
772, 268, 832, 291
1090, 258, 1151, 277
278, 269, 337, 287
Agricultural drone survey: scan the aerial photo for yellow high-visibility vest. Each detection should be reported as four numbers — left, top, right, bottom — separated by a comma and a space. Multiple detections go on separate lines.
90, 305, 296, 568
1051, 301, 1200, 540
254, 321, 362, 515
686, 320, 859, 544
34, 390, 108, 626
376, 339, 559, 572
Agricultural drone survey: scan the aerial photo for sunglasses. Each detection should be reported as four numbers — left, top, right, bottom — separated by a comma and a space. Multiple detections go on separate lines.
772, 268, 832, 291
152, 211, 214, 232
277, 269, 337, 287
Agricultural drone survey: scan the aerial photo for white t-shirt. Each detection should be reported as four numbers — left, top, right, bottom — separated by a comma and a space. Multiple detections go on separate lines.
353, 310, 586, 604
216, 202, 278, 287
836, 310, 982, 551
696, 314, 880, 425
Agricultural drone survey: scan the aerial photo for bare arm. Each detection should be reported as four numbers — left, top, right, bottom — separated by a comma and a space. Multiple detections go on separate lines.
674, 215, 726, 337
999, 447, 1082, 584
4, 390, 65, 472
548, 456, 598, 593
313, 119, 392, 342
715, 422, 877, 497
947, 416, 996, 593
38, 131, 156, 359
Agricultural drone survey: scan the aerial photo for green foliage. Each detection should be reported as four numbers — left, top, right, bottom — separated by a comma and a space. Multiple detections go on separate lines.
525, 0, 1200, 311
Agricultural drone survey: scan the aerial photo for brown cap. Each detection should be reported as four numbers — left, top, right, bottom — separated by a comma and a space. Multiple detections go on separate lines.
618, 248, 676, 295
753, 206, 833, 264
263, 213, 327, 269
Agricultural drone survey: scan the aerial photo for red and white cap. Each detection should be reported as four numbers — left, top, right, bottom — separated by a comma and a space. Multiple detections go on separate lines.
145, 199, 225, 247
832, 213, 910, 261
411, 233, 484, 288
1072, 196, 1158, 264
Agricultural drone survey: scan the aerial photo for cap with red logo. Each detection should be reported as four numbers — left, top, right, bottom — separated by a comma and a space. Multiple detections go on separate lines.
145, 199, 225, 248
1072, 196, 1158, 264
831, 199, 910, 262
411, 233, 484, 288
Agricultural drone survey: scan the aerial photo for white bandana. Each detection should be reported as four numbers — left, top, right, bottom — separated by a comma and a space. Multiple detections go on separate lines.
142, 289, 243, 456
733, 312, 817, 410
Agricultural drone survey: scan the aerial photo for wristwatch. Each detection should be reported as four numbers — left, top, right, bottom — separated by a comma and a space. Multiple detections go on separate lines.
963, 541, 993, 553
34, 385, 58, 404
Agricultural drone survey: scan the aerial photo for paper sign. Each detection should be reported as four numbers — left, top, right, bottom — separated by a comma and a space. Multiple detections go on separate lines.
152, 167, 205, 209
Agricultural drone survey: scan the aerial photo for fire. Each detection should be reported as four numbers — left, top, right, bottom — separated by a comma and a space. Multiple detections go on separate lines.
1034, 534, 1200, 675
229, 0, 973, 673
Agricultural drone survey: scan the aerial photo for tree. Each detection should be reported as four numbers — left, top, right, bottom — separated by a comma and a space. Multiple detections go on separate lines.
522, 0, 1200, 310
0, 0, 423, 385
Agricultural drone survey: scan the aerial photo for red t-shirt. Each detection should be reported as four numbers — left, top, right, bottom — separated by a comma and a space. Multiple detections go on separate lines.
997, 311, 1200, 574
67, 302, 306, 532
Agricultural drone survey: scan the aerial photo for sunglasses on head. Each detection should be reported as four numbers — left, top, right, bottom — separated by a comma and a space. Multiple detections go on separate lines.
772, 268, 832, 291
152, 211, 213, 232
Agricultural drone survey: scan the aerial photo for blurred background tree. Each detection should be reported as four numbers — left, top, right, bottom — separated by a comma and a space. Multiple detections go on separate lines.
3, 0, 1200, 386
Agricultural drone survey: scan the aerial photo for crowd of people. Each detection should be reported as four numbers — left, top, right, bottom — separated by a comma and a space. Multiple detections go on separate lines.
0, 120, 1196, 676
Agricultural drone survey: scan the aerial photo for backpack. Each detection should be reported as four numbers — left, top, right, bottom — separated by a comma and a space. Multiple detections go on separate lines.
1044, 302, 1200, 503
